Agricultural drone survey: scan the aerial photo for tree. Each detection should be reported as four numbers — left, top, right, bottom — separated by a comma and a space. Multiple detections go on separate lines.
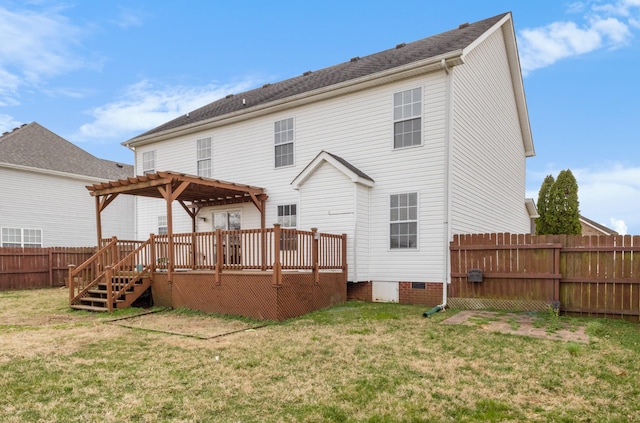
536, 169, 581, 235
535, 175, 555, 235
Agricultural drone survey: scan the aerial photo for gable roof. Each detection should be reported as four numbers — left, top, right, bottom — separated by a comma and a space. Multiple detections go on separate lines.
126, 12, 528, 148
579, 215, 619, 236
291, 151, 375, 189
0, 122, 132, 180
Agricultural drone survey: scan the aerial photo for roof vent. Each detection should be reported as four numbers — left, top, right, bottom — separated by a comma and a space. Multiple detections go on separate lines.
225, 94, 234, 99
262, 83, 271, 88
396, 43, 406, 49
116, 163, 123, 168
13, 127, 19, 131
303, 71, 312, 76
2, 131, 8, 136
350, 56, 360, 62
21, 123, 27, 127
459, 22, 469, 29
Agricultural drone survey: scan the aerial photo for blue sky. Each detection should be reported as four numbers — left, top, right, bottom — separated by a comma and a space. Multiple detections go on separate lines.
1, 1, 639, 235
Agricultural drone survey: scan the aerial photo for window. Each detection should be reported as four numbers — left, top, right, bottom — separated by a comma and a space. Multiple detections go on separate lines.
158, 216, 168, 235
274, 118, 294, 168
277, 204, 297, 250
197, 137, 212, 177
393, 87, 422, 149
142, 151, 155, 175
390, 193, 418, 249
1, 227, 43, 247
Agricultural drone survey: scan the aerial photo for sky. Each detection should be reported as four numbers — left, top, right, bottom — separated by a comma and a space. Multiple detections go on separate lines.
1, 1, 639, 235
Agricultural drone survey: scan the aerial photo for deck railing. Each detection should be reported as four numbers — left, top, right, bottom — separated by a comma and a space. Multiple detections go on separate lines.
150, 225, 345, 272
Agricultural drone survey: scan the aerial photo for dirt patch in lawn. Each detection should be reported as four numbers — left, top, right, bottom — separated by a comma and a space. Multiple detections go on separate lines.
442, 310, 590, 343
107, 311, 263, 339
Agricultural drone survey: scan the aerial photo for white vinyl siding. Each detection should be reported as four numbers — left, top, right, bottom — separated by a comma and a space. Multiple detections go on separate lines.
0, 167, 133, 247
450, 27, 530, 234
197, 137, 212, 177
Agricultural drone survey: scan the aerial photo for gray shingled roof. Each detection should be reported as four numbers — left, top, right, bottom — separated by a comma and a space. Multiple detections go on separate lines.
131, 13, 508, 141
324, 152, 374, 183
0, 122, 133, 180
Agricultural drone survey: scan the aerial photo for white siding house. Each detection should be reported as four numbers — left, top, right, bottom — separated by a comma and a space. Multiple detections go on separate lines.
123, 13, 535, 305
0, 123, 134, 247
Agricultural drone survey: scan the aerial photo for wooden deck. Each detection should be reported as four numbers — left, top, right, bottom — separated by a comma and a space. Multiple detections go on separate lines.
69, 226, 347, 320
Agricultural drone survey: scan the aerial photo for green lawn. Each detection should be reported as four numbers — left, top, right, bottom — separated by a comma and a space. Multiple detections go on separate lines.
1, 288, 639, 422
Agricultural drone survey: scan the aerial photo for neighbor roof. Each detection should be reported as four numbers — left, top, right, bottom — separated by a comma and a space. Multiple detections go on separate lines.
0, 122, 132, 180
579, 215, 619, 236
128, 12, 509, 142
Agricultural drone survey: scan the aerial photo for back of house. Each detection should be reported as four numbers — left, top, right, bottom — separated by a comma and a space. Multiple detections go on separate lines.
123, 12, 535, 304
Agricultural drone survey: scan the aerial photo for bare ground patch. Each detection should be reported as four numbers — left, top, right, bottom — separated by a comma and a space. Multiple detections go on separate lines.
106, 310, 263, 339
442, 310, 590, 343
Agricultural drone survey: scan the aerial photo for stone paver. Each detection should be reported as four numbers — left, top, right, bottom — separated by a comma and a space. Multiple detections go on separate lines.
441, 310, 589, 343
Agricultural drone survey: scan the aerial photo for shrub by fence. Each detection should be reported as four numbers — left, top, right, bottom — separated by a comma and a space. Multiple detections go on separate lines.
450, 233, 640, 321
0, 247, 96, 290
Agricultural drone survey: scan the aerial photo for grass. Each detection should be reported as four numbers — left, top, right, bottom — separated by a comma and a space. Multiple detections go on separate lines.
1, 288, 640, 422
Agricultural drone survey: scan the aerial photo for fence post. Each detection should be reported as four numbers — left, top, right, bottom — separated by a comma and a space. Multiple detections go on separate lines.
554, 244, 561, 303
311, 228, 319, 285
49, 249, 54, 287
215, 228, 223, 285
261, 228, 267, 271
105, 265, 113, 312
272, 224, 282, 287
68, 264, 76, 304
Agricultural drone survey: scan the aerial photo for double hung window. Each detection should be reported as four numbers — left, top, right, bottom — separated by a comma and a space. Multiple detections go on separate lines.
390, 193, 418, 249
274, 118, 294, 168
197, 137, 212, 177
393, 88, 422, 149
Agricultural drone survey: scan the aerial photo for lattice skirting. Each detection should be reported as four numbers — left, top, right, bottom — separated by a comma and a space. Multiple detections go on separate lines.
448, 297, 550, 312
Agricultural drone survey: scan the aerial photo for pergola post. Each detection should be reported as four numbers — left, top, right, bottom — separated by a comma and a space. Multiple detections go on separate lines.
165, 182, 174, 282
95, 196, 103, 249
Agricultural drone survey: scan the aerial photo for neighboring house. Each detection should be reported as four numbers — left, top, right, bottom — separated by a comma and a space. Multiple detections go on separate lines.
0, 122, 134, 247
122, 12, 535, 304
579, 215, 618, 236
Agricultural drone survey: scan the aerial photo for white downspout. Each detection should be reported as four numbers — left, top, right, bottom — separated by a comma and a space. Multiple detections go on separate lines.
440, 58, 453, 309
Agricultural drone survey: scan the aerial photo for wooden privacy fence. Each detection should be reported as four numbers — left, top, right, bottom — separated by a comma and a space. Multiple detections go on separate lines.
450, 233, 640, 321
0, 247, 96, 290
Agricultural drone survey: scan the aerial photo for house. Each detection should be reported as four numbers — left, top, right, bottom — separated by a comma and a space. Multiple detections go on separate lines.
120, 12, 535, 307
579, 215, 618, 236
0, 122, 134, 247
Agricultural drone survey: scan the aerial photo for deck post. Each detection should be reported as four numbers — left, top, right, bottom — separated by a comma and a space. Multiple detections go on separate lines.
105, 265, 113, 312
150, 234, 156, 272
342, 233, 348, 284
311, 228, 319, 285
68, 264, 76, 304
215, 228, 222, 285
272, 224, 282, 286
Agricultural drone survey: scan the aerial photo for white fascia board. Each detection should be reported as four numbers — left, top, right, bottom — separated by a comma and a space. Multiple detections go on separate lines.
125, 51, 465, 149
0, 161, 113, 184
525, 198, 539, 218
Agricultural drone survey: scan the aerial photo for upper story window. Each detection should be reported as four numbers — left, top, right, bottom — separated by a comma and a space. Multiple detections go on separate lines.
197, 137, 212, 178
157, 216, 168, 235
393, 87, 422, 149
390, 193, 418, 249
274, 118, 294, 168
142, 151, 156, 175
1, 227, 43, 248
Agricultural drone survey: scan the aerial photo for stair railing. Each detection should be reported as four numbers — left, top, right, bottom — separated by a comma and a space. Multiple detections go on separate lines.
69, 237, 118, 306
106, 239, 152, 311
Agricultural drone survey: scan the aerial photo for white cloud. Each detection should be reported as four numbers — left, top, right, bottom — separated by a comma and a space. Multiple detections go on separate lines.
0, 6, 89, 103
0, 114, 22, 133
518, 1, 639, 74
112, 7, 148, 29
75, 79, 259, 142
527, 163, 640, 235
610, 218, 628, 235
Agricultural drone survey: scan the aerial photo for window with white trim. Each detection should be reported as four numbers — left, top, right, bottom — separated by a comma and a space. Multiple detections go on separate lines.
158, 216, 168, 235
390, 193, 418, 249
1, 227, 43, 248
277, 204, 297, 250
142, 151, 155, 175
393, 87, 422, 149
274, 118, 294, 168
197, 137, 212, 178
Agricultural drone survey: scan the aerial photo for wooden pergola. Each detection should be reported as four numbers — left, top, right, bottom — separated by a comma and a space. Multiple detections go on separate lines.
86, 171, 268, 268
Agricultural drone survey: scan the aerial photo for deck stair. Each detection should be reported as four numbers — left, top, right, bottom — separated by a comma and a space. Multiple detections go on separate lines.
71, 273, 151, 312
69, 237, 153, 312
